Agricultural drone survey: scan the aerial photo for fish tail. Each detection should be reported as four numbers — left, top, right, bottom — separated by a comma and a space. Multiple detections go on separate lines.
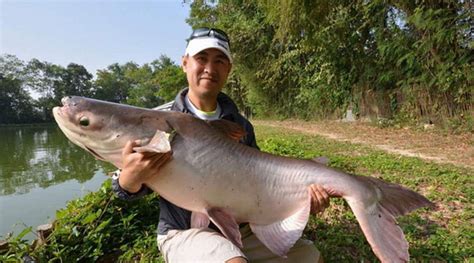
346, 176, 434, 263
366, 176, 434, 216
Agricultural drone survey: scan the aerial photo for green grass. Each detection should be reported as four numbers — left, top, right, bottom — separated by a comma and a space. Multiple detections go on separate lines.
1, 124, 472, 262
0, 181, 165, 262
256, 125, 473, 262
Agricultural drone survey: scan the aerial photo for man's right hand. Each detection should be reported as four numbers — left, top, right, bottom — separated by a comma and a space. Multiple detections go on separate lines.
119, 140, 172, 193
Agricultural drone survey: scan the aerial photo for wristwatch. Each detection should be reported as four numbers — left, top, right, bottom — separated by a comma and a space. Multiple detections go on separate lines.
111, 169, 148, 200
111, 169, 121, 180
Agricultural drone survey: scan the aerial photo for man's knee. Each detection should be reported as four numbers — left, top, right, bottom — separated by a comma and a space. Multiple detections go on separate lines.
226, 256, 248, 263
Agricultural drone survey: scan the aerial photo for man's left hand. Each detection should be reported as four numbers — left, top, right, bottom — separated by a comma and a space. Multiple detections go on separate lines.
308, 184, 330, 214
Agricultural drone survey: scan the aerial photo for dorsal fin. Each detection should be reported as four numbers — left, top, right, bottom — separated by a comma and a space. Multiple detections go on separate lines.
208, 119, 246, 141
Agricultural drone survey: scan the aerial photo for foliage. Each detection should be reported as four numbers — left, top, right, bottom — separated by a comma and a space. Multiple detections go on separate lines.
26, 59, 95, 121
0, 54, 186, 123
0, 55, 95, 122
1, 1, 472, 127
152, 55, 187, 103
0, 76, 40, 124
1, 180, 164, 262
95, 56, 186, 107
186, 0, 473, 127
94, 63, 134, 103
0, 55, 41, 124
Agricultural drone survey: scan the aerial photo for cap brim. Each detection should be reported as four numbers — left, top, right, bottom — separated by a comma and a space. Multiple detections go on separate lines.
185, 37, 232, 63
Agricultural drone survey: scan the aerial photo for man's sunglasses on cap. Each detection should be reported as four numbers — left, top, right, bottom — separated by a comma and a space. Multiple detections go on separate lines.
185, 27, 233, 63
188, 27, 230, 45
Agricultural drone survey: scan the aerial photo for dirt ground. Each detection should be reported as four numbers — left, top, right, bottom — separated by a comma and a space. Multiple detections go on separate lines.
254, 119, 474, 170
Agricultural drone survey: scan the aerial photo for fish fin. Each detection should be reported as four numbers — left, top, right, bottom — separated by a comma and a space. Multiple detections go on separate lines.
133, 130, 171, 153
207, 208, 242, 248
312, 156, 329, 165
347, 176, 434, 262
363, 176, 434, 216
349, 201, 409, 263
208, 119, 246, 141
250, 199, 311, 257
191, 212, 210, 228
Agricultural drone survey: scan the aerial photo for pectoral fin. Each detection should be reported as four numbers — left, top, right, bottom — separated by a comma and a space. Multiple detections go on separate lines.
133, 130, 172, 153
208, 119, 246, 141
250, 199, 311, 257
207, 208, 242, 248
191, 212, 210, 228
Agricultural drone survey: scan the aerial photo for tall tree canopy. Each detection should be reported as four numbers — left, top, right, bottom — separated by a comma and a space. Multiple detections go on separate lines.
0, 55, 40, 123
186, 0, 473, 128
0, 54, 186, 123
1, 1, 471, 129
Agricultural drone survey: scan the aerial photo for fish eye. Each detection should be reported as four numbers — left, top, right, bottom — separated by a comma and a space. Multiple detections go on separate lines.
79, 116, 89, 127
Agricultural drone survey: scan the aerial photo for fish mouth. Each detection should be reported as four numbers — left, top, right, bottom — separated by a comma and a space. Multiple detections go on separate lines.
85, 145, 105, 161
53, 96, 78, 121
52, 97, 69, 118
52, 106, 65, 122
61, 96, 73, 106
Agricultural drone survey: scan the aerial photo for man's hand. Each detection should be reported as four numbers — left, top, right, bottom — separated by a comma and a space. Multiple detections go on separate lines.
308, 184, 330, 214
119, 140, 172, 193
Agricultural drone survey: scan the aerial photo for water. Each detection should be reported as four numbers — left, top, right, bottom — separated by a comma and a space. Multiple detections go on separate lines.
0, 125, 111, 240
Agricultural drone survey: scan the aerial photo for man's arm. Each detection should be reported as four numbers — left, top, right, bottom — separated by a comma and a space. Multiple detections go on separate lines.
112, 171, 152, 201
112, 140, 172, 200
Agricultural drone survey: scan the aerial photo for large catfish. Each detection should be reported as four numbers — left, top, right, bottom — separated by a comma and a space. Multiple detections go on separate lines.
53, 96, 433, 262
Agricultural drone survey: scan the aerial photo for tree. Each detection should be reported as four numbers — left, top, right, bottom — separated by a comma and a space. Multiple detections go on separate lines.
185, 0, 473, 126
126, 63, 162, 108
152, 55, 187, 103
0, 54, 41, 123
24, 60, 94, 121
0, 75, 40, 123
94, 63, 134, 103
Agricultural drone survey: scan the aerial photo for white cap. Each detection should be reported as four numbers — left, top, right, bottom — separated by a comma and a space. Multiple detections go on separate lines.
185, 37, 232, 63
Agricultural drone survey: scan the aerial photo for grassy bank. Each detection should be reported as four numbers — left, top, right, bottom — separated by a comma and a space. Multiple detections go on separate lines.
255, 125, 473, 262
1, 124, 472, 262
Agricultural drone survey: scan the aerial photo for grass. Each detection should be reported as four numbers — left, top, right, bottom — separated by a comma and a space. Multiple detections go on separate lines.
256, 125, 473, 262
1, 124, 472, 262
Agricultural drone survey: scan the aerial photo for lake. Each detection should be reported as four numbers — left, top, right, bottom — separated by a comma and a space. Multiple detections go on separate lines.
0, 124, 112, 240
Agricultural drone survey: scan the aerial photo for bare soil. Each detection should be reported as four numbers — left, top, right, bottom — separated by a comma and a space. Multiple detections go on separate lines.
253, 119, 474, 169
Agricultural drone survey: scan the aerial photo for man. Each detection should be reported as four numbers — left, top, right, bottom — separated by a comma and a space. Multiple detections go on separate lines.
112, 28, 329, 262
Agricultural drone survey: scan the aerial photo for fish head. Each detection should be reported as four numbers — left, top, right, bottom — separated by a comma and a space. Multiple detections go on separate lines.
53, 96, 170, 168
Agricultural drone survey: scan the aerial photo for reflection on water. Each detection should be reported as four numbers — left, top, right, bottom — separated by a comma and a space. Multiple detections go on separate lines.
0, 125, 111, 195
0, 125, 113, 239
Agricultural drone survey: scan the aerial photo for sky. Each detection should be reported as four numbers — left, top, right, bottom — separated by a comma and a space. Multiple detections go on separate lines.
1, 0, 192, 76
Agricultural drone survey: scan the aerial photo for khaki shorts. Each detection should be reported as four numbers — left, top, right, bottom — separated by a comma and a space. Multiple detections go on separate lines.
157, 224, 321, 263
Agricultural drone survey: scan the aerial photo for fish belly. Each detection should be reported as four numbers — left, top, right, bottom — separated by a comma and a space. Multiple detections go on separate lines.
145, 153, 308, 225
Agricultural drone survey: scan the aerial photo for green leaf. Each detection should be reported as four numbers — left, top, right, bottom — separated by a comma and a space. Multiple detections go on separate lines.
82, 211, 99, 224
14, 226, 32, 241
72, 226, 80, 237
96, 218, 112, 232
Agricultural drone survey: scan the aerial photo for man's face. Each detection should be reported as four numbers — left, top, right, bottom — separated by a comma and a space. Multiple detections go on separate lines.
182, 48, 232, 98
